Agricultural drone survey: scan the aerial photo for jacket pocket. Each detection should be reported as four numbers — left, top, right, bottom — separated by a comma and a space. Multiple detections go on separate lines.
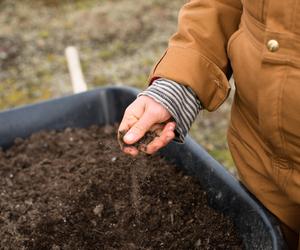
227, 28, 243, 59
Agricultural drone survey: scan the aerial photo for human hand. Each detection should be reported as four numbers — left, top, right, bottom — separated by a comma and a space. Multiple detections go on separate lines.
118, 96, 176, 156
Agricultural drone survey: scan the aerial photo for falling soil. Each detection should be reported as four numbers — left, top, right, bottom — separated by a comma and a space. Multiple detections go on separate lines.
0, 125, 243, 250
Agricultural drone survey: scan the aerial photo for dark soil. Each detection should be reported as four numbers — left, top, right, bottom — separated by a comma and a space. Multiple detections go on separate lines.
0, 125, 243, 250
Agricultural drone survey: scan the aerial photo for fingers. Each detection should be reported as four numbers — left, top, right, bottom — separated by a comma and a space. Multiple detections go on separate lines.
121, 121, 176, 157
123, 146, 139, 157
118, 113, 140, 134
144, 121, 176, 154
122, 111, 158, 145
118, 97, 147, 134
118, 95, 174, 156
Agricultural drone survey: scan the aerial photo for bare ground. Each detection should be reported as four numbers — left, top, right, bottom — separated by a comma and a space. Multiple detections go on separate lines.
0, 0, 235, 170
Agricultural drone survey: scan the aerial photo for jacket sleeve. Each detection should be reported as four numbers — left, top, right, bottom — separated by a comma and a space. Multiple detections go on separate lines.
149, 0, 242, 111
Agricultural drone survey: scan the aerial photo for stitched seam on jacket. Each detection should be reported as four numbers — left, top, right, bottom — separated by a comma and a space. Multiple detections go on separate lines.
282, 167, 293, 191
151, 49, 168, 78
277, 65, 289, 158
227, 28, 244, 58
241, 13, 263, 52
290, 0, 297, 33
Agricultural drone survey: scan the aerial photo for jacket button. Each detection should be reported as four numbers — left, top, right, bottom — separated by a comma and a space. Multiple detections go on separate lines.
267, 39, 279, 52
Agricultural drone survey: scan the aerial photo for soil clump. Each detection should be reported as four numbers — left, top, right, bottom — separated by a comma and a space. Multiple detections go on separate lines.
118, 130, 157, 152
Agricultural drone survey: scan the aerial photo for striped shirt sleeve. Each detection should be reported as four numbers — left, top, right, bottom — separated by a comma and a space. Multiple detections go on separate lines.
138, 78, 202, 142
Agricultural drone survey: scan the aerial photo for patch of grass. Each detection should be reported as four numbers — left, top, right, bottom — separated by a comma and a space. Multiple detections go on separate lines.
25, 0, 100, 8
98, 41, 126, 61
131, 74, 149, 89
209, 148, 235, 170
92, 75, 110, 86
0, 80, 52, 110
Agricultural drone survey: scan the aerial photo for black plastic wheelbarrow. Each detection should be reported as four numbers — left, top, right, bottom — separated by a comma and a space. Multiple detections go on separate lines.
0, 86, 287, 250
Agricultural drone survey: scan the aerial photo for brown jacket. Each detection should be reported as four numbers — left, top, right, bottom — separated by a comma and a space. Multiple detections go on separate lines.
149, 0, 300, 235
149, 0, 300, 111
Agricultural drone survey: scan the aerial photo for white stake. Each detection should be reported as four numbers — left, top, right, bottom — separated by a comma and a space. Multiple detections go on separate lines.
65, 46, 87, 94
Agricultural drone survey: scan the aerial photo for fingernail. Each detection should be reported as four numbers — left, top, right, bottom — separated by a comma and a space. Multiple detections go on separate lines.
124, 133, 135, 143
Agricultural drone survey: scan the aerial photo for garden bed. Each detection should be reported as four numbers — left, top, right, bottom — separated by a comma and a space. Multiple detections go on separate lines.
0, 125, 242, 250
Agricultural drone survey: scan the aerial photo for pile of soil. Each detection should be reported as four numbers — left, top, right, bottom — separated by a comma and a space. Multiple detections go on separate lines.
0, 126, 243, 250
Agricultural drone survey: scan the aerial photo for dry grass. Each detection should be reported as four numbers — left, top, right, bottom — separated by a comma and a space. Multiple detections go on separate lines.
0, 0, 235, 169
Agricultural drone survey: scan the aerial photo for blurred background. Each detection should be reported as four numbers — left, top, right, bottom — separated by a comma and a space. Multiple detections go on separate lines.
0, 0, 234, 171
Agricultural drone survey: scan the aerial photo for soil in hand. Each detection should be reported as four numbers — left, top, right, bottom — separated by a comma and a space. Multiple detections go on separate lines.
0, 125, 243, 250
118, 130, 157, 152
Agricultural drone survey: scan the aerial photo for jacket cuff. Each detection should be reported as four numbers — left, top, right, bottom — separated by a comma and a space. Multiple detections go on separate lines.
148, 46, 231, 111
